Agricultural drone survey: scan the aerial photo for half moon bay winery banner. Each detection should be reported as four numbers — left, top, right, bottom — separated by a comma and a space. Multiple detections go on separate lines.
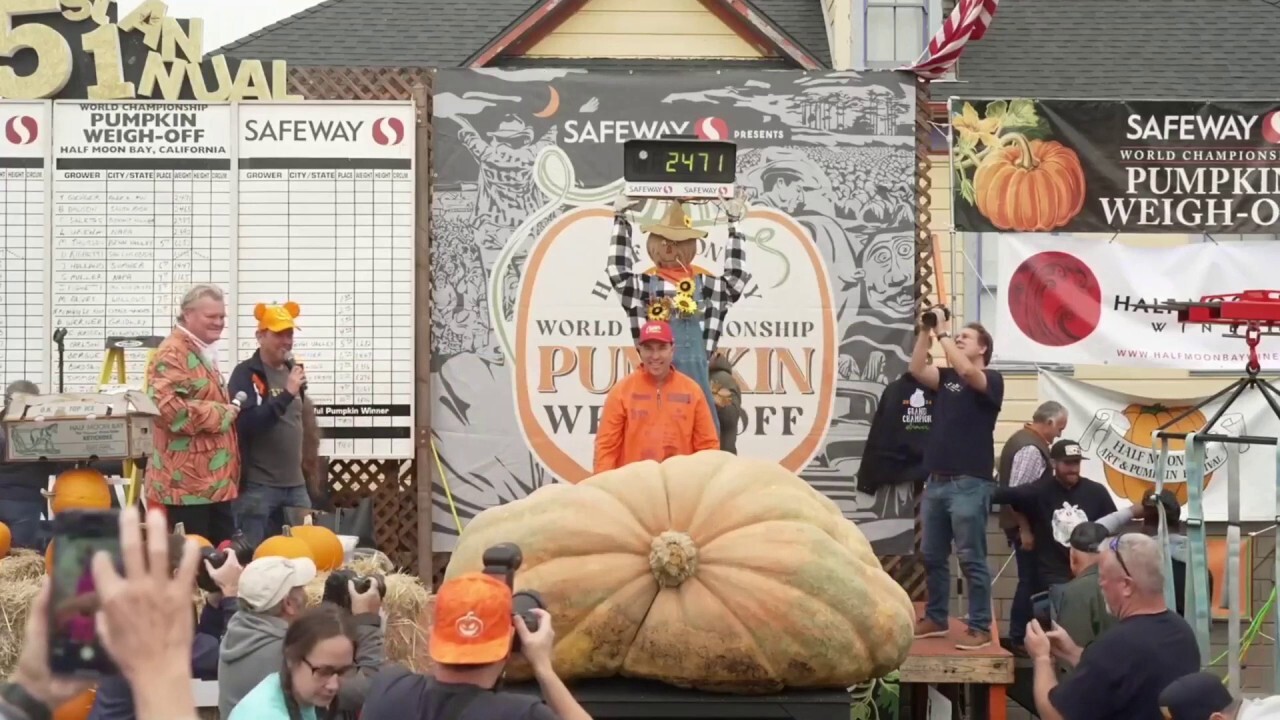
431, 69, 918, 553
1040, 371, 1279, 522
949, 98, 1280, 234
995, 235, 1280, 371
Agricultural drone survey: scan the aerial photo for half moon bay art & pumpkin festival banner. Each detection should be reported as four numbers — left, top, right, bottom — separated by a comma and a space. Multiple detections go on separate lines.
430, 69, 918, 553
995, 235, 1280, 371
949, 98, 1280, 234
1040, 371, 1279, 523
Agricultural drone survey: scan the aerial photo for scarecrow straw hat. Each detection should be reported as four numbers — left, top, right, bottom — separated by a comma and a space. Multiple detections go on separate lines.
640, 201, 707, 243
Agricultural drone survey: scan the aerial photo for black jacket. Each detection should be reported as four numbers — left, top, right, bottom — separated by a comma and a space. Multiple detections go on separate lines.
856, 373, 935, 493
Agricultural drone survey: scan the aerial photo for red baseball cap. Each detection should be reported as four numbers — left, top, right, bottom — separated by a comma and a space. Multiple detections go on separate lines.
429, 573, 514, 665
639, 320, 674, 344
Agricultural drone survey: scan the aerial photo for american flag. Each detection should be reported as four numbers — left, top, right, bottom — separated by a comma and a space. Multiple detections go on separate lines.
903, 0, 1000, 80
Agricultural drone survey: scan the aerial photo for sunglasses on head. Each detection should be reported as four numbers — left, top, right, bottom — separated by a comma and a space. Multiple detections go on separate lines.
1109, 535, 1132, 578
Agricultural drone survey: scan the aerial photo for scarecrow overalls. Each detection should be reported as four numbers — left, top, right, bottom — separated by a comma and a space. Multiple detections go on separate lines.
606, 200, 751, 437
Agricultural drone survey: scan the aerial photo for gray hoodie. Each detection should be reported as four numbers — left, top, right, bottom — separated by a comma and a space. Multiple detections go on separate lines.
217, 608, 387, 720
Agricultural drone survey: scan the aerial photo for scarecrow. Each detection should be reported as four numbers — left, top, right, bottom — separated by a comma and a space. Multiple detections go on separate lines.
608, 192, 752, 434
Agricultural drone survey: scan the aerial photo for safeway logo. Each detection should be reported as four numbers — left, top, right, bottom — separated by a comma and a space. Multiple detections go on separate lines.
371, 117, 405, 146
4, 116, 38, 145
694, 117, 729, 140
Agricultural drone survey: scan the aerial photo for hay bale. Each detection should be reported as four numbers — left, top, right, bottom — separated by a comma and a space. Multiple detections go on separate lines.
0, 551, 46, 677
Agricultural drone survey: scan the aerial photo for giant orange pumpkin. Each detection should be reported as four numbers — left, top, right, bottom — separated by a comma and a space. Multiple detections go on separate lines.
1103, 403, 1210, 506
445, 451, 914, 693
49, 467, 112, 516
291, 516, 344, 571
0, 521, 10, 559
254, 526, 316, 562
52, 686, 96, 720
974, 136, 1086, 232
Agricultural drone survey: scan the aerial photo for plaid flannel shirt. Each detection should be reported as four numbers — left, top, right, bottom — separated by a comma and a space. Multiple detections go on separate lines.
606, 209, 751, 355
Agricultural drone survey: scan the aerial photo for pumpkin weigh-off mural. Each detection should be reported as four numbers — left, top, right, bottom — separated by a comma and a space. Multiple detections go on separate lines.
444, 451, 915, 694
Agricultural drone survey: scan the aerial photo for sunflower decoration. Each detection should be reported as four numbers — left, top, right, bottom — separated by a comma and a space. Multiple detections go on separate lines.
676, 278, 695, 295
673, 292, 699, 317
646, 296, 672, 322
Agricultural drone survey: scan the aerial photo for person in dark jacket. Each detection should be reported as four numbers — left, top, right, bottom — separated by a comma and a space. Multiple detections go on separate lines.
855, 371, 935, 495
227, 302, 322, 547
708, 351, 741, 454
88, 537, 244, 720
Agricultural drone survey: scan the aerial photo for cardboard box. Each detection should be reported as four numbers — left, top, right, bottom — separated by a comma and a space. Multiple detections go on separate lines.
2, 391, 160, 462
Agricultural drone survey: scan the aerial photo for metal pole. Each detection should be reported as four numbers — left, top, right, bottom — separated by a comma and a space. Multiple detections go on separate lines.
1150, 431, 1176, 610
1185, 432, 1212, 664
1226, 442, 1242, 693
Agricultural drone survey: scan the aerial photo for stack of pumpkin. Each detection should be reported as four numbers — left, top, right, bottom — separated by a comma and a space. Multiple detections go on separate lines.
0, 468, 435, 720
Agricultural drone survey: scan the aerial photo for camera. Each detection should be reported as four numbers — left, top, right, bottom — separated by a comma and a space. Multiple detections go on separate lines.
481, 542, 546, 651
921, 304, 951, 329
196, 531, 256, 595
323, 568, 387, 612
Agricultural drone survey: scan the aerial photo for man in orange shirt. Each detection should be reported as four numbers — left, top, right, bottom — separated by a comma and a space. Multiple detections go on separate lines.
593, 320, 720, 474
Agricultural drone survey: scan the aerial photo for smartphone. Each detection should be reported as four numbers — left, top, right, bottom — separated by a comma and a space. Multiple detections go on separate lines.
1031, 590, 1053, 631
48, 509, 121, 677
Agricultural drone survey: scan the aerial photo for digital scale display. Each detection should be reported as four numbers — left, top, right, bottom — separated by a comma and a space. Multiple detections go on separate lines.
622, 138, 737, 198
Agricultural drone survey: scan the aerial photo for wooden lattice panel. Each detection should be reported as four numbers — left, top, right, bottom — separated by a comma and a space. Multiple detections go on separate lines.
284, 64, 434, 577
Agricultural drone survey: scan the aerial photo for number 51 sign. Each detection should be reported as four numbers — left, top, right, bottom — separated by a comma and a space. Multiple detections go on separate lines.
0, 0, 301, 101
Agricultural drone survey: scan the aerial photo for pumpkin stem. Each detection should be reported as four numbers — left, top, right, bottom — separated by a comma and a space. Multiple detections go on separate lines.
648, 530, 698, 588
1004, 132, 1038, 171
174, 522, 186, 535
282, 525, 293, 537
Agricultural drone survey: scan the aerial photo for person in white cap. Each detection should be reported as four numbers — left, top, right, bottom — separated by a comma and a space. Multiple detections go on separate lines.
217, 556, 316, 717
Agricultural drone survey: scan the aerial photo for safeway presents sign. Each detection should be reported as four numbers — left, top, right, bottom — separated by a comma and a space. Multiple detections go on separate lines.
995, 235, 1280, 371
949, 98, 1280, 234
1040, 371, 1277, 522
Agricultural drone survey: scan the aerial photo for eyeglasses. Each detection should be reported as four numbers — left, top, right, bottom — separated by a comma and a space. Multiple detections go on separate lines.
302, 658, 355, 680
1109, 536, 1132, 578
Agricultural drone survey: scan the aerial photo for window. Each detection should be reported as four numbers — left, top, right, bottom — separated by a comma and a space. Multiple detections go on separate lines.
961, 232, 1072, 373
1189, 233, 1280, 376
863, 0, 934, 68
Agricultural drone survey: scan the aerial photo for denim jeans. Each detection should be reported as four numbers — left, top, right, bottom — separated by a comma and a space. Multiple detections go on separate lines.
234, 482, 312, 547
1008, 530, 1038, 642
0, 499, 47, 551
922, 474, 992, 632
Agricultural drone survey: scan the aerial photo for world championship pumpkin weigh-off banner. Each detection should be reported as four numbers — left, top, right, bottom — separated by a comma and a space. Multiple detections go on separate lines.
948, 98, 1280, 234
430, 69, 919, 553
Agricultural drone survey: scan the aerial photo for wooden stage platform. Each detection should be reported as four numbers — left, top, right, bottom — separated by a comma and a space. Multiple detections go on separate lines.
898, 603, 1015, 720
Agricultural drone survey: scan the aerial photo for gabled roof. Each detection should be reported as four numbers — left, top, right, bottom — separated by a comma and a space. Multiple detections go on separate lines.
941, 0, 1280, 101
216, 0, 831, 69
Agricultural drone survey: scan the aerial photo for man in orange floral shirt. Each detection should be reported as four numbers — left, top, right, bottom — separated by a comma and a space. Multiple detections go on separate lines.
144, 283, 241, 544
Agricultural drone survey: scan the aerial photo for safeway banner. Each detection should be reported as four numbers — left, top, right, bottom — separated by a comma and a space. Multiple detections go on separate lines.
995, 235, 1280, 370
1040, 371, 1278, 522
949, 98, 1280, 234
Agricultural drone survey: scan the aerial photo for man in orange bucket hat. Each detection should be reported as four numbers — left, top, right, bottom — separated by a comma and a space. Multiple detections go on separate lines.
360, 572, 592, 720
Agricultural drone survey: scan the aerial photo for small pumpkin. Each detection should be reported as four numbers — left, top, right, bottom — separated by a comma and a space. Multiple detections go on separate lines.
253, 526, 315, 562
48, 467, 112, 516
290, 516, 345, 571
52, 687, 96, 720
445, 451, 914, 693
974, 135, 1086, 232
0, 521, 10, 558
173, 522, 212, 550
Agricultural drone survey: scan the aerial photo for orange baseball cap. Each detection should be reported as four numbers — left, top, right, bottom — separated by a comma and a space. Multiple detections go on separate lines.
429, 572, 514, 665
255, 301, 301, 333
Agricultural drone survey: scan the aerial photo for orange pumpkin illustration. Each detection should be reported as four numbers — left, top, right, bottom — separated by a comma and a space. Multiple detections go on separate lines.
974, 136, 1086, 232
1103, 403, 1212, 506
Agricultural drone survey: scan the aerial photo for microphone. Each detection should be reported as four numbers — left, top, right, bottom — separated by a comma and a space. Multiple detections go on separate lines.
232, 391, 247, 407
284, 352, 307, 397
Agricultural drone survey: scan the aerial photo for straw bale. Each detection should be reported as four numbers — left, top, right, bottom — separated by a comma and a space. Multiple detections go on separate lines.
0, 551, 45, 677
